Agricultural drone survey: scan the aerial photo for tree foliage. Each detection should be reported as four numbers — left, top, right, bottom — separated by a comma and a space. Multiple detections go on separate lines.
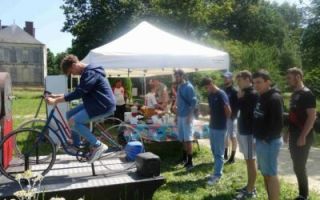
59, 0, 318, 97
46, 49, 68, 75
301, 0, 320, 70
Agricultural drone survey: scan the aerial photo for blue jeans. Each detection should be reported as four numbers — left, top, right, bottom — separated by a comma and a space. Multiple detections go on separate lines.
209, 128, 227, 177
67, 104, 100, 147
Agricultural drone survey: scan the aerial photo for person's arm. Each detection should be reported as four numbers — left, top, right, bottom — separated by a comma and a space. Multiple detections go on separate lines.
290, 92, 316, 146
186, 86, 197, 122
297, 108, 317, 146
64, 70, 98, 102
222, 91, 231, 118
123, 87, 128, 102
224, 105, 232, 118
268, 94, 284, 138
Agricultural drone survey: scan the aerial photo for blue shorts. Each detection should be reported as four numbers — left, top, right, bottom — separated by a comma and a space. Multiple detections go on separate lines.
256, 138, 282, 176
177, 117, 193, 142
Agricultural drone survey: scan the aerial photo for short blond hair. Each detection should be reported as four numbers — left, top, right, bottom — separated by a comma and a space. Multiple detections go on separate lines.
287, 67, 303, 79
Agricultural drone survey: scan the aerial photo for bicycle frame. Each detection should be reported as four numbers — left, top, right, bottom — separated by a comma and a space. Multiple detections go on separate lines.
40, 104, 80, 156
40, 104, 125, 158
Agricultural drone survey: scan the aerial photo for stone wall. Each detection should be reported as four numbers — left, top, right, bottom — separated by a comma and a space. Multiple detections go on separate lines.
0, 43, 45, 85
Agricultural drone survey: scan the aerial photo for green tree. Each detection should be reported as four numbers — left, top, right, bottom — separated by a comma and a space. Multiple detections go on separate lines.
47, 48, 58, 75
301, 0, 320, 70
304, 67, 320, 97
62, 0, 144, 59
227, 1, 288, 48
54, 52, 68, 74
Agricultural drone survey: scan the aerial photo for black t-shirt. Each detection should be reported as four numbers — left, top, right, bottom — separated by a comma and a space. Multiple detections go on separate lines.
288, 87, 316, 135
208, 89, 230, 130
238, 86, 259, 135
224, 86, 238, 120
253, 89, 284, 141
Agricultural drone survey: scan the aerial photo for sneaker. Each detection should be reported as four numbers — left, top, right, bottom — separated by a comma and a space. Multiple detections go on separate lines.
184, 163, 194, 171
294, 196, 308, 200
225, 159, 235, 165
207, 176, 220, 185
235, 186, 256, 194
88, 143, 108, 164
233, 189, 257, 200
235, 186, 248, 193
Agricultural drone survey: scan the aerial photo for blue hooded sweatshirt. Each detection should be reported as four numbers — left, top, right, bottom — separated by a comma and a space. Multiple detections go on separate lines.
64, 64, 116, 118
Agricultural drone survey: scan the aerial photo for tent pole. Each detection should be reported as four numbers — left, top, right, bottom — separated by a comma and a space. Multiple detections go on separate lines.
144, 75, 146, 95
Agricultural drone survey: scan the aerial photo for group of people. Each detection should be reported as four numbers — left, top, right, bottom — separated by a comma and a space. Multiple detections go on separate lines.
46, 54, 316, 200
175, 69, 316, 200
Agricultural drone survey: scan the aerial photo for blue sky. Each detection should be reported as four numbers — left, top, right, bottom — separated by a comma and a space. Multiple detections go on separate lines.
0, 0, 72, 54
0, 0, 309, 55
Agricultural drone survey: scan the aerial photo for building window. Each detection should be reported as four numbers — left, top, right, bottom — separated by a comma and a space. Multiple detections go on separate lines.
4, 48, 10, 63
10, 48, 17, 63
22, 48, 28, 63
0, 48, 4, 62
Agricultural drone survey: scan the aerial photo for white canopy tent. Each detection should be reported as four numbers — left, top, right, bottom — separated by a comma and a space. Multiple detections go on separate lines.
82, 21, 230, 78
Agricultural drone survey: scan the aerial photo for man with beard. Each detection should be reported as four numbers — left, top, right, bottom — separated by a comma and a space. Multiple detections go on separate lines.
174, 69, 197, 171
285, 67, 317, 200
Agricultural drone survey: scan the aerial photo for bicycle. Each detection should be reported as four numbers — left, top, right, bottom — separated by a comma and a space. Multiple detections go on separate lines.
0, 91, 143, 182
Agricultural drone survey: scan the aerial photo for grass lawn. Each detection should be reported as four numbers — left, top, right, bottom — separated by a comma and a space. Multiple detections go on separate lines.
12, 87, 47, 129
149, 142, 319, 200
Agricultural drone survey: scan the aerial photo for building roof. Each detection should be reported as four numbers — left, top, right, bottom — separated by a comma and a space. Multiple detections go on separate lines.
0, 24, 43, 45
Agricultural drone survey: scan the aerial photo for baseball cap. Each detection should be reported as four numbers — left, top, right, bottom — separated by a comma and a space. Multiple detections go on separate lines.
223, 71, 233, 79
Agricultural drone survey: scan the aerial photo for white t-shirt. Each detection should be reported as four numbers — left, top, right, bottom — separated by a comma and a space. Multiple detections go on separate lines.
145, 92, 157, 108
114, 87, 125, 106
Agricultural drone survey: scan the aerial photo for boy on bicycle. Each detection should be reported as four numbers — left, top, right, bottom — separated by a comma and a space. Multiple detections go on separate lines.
45, 54, 116, 163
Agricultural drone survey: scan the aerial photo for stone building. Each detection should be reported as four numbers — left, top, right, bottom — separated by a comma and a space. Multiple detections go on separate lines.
0, 20, 47, 86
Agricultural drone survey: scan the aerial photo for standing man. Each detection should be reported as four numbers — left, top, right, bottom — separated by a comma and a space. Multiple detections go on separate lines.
222, 72, 238, 164
174, 69, 197, 171
252, 70, 283, 200
201, 77, 231, 185
234, 70, 258, 199
286, 67, 317, 200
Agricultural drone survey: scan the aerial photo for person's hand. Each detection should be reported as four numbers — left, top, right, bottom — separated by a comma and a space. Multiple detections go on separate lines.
283, 132, 289, 144
45, 96, 57, 105
297, 135, 306, 147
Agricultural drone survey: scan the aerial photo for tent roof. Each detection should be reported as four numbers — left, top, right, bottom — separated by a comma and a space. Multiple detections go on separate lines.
82, 21, 229, 77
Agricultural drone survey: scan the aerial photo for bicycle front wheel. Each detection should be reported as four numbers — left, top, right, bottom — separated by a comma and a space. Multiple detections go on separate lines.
0, 128, 56, 182
17, 118, 47, 130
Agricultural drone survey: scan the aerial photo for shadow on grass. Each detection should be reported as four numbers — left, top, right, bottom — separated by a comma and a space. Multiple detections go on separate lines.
173, 162, 213, 176
161, 177, 209, 193
202, 193, 233, 200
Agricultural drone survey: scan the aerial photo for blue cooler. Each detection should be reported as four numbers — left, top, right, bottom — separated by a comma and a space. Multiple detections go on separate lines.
125, 141, 144, 161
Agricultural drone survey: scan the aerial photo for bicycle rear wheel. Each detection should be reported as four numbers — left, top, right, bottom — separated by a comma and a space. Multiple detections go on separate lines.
0, 128, 56, 181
